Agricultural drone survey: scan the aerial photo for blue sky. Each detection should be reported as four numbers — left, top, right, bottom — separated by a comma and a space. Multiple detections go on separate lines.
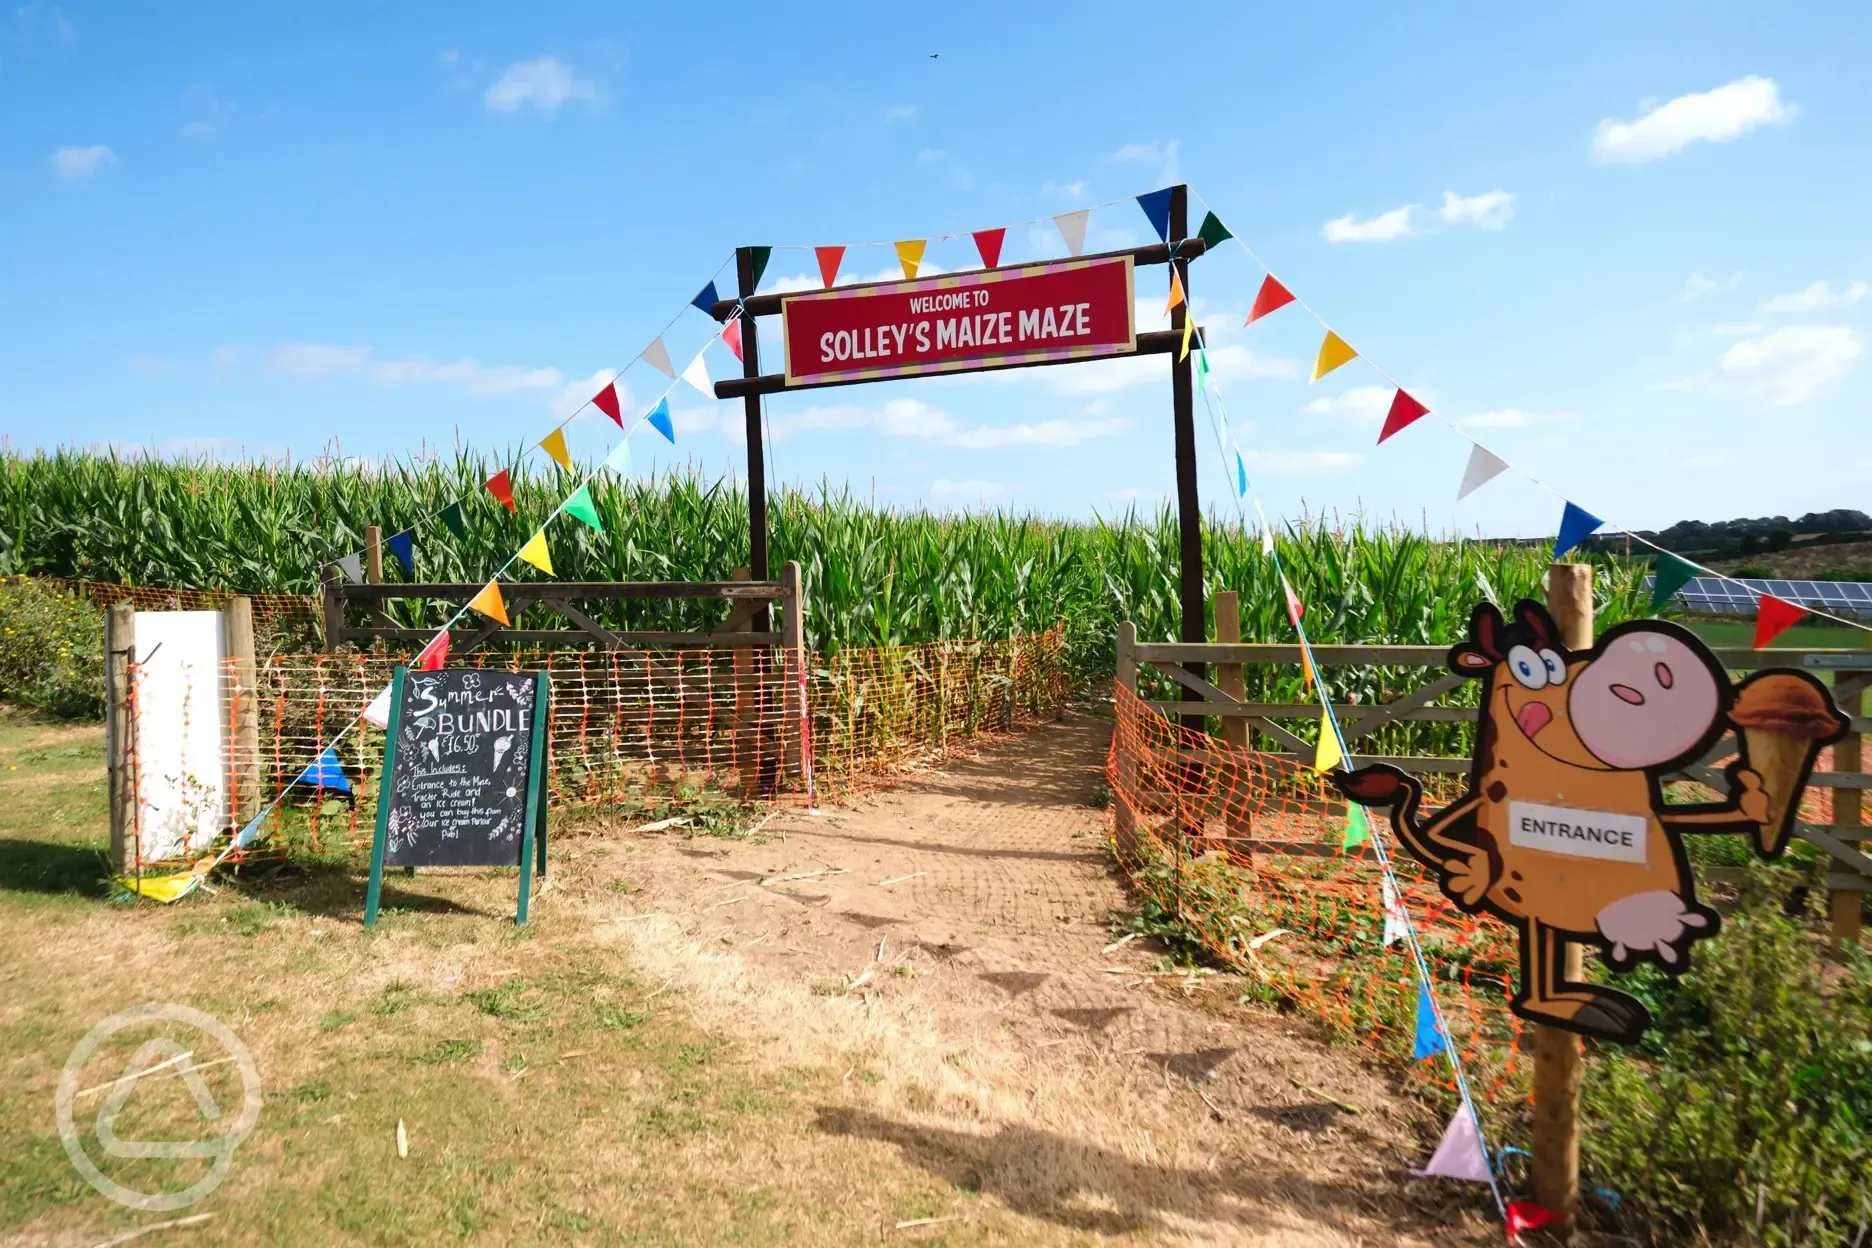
4, 2, 1869, 537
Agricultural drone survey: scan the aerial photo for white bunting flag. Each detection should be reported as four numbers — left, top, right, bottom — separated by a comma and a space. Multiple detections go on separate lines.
1457, 444, 1510, 500
604, 435, 632, 475
1382, 875, 1409, 947
360, 683, 393, 729
681, 352, 713, 398
1411, 1106, 1492, 1183
337, 552, 364, 583
1053, 210, 1089, 257
640, 336, 677, 380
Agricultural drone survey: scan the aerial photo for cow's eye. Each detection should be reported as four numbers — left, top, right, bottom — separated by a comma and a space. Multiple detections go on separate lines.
1506, 645, 1547, 689
1540, 649, 1567, 685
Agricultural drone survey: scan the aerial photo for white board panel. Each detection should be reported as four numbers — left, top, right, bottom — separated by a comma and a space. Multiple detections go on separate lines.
133, 611, 227, 861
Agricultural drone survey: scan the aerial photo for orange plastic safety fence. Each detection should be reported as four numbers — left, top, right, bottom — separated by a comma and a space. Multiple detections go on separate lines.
1105, 679, 1529, 1103
10, 575, 321, 632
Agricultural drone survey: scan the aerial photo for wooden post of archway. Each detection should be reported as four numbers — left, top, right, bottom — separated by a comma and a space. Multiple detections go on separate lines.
1166, 186, 1206, 735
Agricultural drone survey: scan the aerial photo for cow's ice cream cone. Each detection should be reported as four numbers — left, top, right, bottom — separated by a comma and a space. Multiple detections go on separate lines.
1727, 672, 1849, 854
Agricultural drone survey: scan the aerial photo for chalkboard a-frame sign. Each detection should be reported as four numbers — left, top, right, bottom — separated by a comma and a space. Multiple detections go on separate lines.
364, 666, 549, 927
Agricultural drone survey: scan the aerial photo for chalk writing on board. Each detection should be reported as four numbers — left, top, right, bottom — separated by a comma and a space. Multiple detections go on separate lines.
383, 670, 539, 868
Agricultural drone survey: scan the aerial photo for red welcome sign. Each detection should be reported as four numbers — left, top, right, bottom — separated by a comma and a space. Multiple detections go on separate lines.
781, 255, 1136, 387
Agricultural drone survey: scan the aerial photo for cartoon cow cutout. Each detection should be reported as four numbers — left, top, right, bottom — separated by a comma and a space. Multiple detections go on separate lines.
1333, 599, 1846, 1044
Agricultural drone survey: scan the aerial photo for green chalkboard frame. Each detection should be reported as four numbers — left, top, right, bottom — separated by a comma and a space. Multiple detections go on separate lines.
364, 666, 551, 928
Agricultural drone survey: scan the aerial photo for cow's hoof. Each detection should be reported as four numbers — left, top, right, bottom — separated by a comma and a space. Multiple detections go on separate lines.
1570, 993, 1650, 1043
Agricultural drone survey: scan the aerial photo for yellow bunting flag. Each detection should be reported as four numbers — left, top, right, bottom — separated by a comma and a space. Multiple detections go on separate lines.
539, 428, 571, 471
1165, 270, 1185, 315
467, 580, 508, 626
1312, 711, 1344, 774
1179, 314, 1194, 362
895, 239, 926, 280
1310, 330, 1358, 382
517, 531, 553, 576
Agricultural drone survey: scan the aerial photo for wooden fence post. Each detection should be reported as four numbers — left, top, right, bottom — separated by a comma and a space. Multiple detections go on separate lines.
1113, 622, 1139, 853
728, 567, 759, 795
364, 526, 388, 628
780, 561, 807, 794
222, 596, 261, 830
320, 563, 344, 653
1213, 589, 1252, 853
1533, 562, 1593, 1231
1832, 677, 1865, 951
105, 602, 136, 876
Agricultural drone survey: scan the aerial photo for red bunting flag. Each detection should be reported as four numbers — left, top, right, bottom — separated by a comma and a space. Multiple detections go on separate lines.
1754, 594, 1806, 648
1378, 389, 1430, 444
721, 317, 744, 362
972, 228, 1005, 269
485, 469, 516, 514
815, 245, 844, 289
1505, 1200, 1562, 1241
1246, 275, 1296, 324
591, 382, 623, 426
414, 631, 448, 671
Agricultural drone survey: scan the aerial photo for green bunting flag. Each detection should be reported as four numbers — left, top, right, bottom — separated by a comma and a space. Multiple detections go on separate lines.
750, 246, 772, 289
1341, 804, 1372, 851
1650, 552, 1699, 612
1197, 211, 1232, 251
1195, 348, 1211, 393
562, 484, 603, 532
437, 501, 467, 541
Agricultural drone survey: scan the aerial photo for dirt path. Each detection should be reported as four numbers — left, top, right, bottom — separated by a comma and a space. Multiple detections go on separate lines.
567, 710, 1498, 1245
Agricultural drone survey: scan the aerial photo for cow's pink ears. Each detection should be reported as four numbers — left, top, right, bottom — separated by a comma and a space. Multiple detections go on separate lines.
1453, 649, 1493, 670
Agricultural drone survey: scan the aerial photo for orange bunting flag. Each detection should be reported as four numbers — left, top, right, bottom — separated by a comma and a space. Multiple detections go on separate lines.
1166, 270, 1185, 316
1246, 275, 1295, 324
1754, 595, 1806, 647
517, 531, 553, 576
1301, 647, 1316, 690
721, 317, 744, 362
815, 245, 844, 289
539, 428, 571, 471
591, 381, 623, 426
1311, 331, 1358, 382
894, 239, 926, 280
1378, 389, 1429, 444
485, 469, 517, 514
467, 580, 508, 626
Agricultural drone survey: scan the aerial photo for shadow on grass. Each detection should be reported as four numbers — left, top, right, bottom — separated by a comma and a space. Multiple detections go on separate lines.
223, 856, 489, 920
0, 837, 111, 898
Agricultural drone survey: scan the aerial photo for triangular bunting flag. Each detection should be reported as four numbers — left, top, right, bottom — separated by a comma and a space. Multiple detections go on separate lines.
468, 580, 509, 626
1412, 979, 1446, 1060
1197, 211, 1232, 251
1754, 595, 1806, 647
563, 484, 603, 531
1382, 875, 1409, 947
293, 746, 352, 795
1281, 574, 1305, 626
1166, 270, 1186, 315
517, 531, 553, 576
1456, 445, 1509, 500
721, 317, 744, 362
336, 552, 364, 583
641, 337, 677, 379
1234, 449, 1249, 497
1311, 331, 1358, 382
485, 469, 517, 514
604, 437, 632, 474
1312, 712, 1343, 774
972, 228, 1005, 268
680, 354, 712, 400
1341, 803, 1371, 851
592, 381, 623, 426
1650, 552, 1700, 612
1301, 645, 1316, 690
894, 239, 927, 280
1411, 1106, 1491, 1182
1246, 275, 1295, 324
1553, 502, 1604, 560
646, 397, 675, 443
692, 280, 719, 314
1378, 389, 1429, 444
414, 631, 448, 671
540, 428, 572, 472
437, 501, 467, 541
1261, 524, 1275, 556
815, 245, 844, 289
234, 811, 268, 849
1179, 314, 1194, 361
1135, 187, 1174, 243
1195, 348, 1211, 391
1505, 1201, 1563, 1241
360, 682, 393, 728
1054, 210, 1088, 257
386, 528, 414, 576
749, 245, 771, 289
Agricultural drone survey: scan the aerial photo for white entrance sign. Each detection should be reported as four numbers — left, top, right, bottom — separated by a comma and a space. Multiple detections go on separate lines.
1508, 800, 1648, 865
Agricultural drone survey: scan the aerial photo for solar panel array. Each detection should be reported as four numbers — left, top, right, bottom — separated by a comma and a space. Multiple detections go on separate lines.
1643, 575, 1872, 619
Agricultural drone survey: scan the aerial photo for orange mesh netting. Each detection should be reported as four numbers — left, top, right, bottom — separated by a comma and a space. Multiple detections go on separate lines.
14, 575, 322, 632
1105, 679, 1530, 1102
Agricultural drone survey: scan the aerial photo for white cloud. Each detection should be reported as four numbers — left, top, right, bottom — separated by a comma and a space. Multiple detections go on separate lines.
1714, 324, 1862, 406
127, 354, 172, 377
1761, 280, 1869, 313
1712, 321, 1764, 336
1456, 409, 1574, 429
554, 368, 628, 419
1302, 384, 1393, 424
917, 147, 946, 164
484, 57, 598, 115
1243, 450, 1364, 476
15, 4, 76, 44
51, 144, 114, 179
928, 478, 1010, 503
1322, 204, 1417, 244
266, 343, 565, 396
1592, 75, 1796, 163
180, 84, 233, 139
210, 346, 240, 379
1685, 453, 1728, 469
1680, 271, 1741, 302
439, 49, 460, 64
1042, 179, 1087, 200
1438, 189, 1514, 230
1108, 139, 1179, 183
884, 104, 918, 123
